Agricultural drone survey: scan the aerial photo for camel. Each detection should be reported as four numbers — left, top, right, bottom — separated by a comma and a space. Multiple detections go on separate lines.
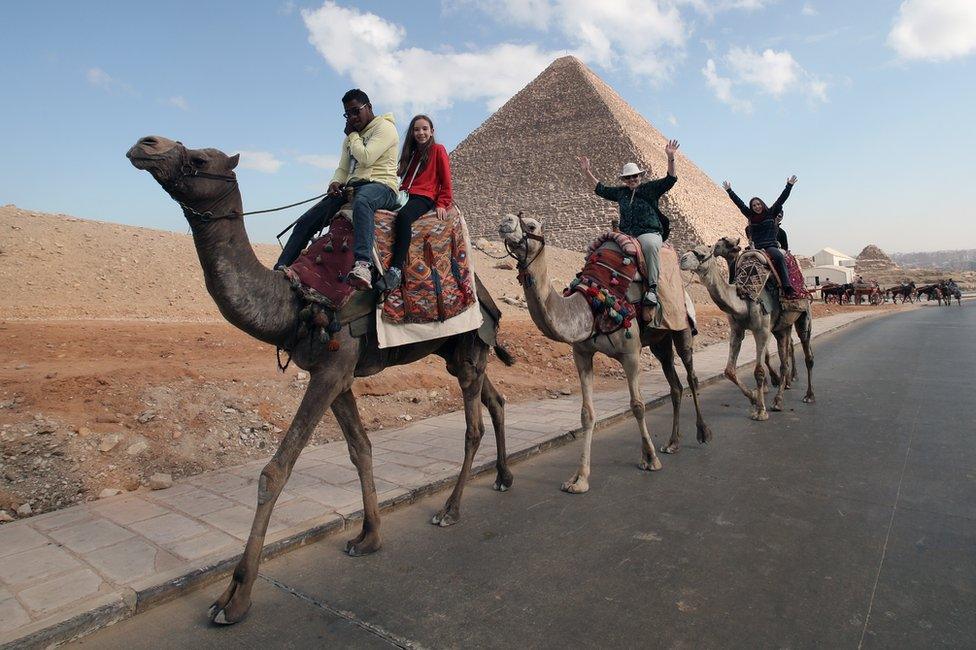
680, 237, 814, 420
497, 214, 711, 494
127, 136, 516, 625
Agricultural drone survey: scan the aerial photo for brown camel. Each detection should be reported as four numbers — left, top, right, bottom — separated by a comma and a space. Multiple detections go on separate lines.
127, 136, 515, 625
681, 236, 814, 420
497, 214, 711, 494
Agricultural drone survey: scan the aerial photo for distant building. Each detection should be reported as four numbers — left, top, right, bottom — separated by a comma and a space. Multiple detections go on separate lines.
812, 247, 856, 268
803, 264, 854, 287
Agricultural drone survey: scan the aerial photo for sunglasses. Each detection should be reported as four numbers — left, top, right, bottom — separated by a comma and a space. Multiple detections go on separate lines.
622, 174, 641, 181
342, 104, 369, 119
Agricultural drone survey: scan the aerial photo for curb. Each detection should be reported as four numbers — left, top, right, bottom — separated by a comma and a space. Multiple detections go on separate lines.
1, 308, 896, 648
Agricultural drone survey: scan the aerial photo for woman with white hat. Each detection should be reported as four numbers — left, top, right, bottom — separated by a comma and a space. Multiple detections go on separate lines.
578, 139, 679, 306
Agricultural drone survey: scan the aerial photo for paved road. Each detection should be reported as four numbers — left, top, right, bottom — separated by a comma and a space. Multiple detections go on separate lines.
75, 304, 976, 649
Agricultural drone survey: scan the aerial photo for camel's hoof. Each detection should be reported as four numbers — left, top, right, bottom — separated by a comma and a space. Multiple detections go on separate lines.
751, 411, 770, 421
638, 459, 663, 472
493, 470, 514, 492
771, 402, 783, 412
345, 535, 381, 556
802, 395, 816, 404
660, 443, 681, 455
209, 602, 250, 626
431, 510, 459, 527
560, 478, 589, 494
697, 424, 713, 445
493, 481, 509, 492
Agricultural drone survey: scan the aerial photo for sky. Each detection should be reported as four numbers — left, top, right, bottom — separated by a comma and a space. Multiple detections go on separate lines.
1, 0, 974, 256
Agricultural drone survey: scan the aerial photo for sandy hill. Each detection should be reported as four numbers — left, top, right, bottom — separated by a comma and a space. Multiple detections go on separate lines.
0, 205, 593, 320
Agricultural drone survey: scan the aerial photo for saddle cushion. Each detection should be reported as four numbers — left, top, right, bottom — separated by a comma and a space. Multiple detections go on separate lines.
374, 207, 476, 324
783, 253, 811, 299
283, 214, 356, 310
565, 238, 640, 336
733, 251, 772, 302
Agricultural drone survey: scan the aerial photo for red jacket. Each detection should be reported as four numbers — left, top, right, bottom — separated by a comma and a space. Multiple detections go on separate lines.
399, 143, 453, 210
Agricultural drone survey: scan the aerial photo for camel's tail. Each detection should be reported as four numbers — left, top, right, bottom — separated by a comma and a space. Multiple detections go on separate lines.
493, 344, 516, 366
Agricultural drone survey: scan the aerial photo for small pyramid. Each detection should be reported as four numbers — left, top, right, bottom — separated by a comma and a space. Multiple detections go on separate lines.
450, 56, 744, 252
855, 244, 898, 273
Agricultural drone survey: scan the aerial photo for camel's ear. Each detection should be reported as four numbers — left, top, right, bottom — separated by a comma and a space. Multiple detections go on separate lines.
227, 153, 240, 170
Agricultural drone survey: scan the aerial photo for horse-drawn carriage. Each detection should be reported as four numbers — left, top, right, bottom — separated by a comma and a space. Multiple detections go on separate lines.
816, 281, 883, 305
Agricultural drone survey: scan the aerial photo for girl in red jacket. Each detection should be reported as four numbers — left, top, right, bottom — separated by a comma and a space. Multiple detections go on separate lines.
385, 114, 454, 290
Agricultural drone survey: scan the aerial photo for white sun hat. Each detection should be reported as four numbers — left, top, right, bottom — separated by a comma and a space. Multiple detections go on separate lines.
618, 162, 645, 178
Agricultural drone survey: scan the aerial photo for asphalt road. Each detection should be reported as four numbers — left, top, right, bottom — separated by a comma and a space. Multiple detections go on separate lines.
75, 303, 976, 649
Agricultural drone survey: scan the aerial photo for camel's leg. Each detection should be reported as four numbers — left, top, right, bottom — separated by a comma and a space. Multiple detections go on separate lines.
771, 331, 791, 412
209, 372, 346, 625
789, 337, 798, 386
765, 349, 780, 388
331, 390, 382, 557
724, 324, 755, 405
623, 351, 662, 472
674, 328, 712, 446
796, 312, 816, 403
432, 347, 487, 526
481, 375, 513, 492
751, 328, 771, 421
562, 347, 596, 493
649, 336, 684, 455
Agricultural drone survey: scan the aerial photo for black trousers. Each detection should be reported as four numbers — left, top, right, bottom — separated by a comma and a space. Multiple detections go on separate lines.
391, 195, 435, 269
760, 244, 794, 292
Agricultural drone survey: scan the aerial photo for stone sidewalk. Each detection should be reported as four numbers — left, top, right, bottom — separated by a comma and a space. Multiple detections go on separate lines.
0, 308, 889, 648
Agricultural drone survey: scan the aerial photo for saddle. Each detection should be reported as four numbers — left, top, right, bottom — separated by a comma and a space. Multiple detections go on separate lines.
566, 232, 689, 335
732, 248, 810, 310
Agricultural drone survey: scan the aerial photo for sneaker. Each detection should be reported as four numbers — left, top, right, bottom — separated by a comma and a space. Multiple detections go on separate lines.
643, 289, 658, 306
347, 261, 373, 291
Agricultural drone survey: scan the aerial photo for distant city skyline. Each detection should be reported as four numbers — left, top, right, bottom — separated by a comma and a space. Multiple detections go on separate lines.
1, 0, 974, 255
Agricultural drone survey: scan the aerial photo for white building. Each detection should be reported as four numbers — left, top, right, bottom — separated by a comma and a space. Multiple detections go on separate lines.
812, 247, 856, 268
803, 264, 855, 287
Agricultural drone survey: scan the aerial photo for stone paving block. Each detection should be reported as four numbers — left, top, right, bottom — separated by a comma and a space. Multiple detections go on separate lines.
206, 505, 287, 541
46, 518, 135, 554
188, 472, 251, 493
292, 454, 327, 472
27, 507, 92, 533
302, 444, 350, 461
296, 461, 361, 485
127, 512, 211, 546
374, 438, 436, 454
0, 523, 49, 558
292, 484, 362, 510
0, 595, 31, 634
0, 544, 81, 586
17, 567, 105, 617
149, 488, 235, 517
373, 463, 431, 488
164, 530, 241, 562
271, 498, 333, 527
84, 537, 183, 585
373, 450, 441, 469
89, 497, 170, 526
416, 445, 470, 463
222, 484, 298, 508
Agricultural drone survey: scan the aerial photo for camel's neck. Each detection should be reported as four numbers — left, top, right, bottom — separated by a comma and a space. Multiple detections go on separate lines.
188, 189, 300, 346
699, 258, 749, 318
519, 247, 594, 344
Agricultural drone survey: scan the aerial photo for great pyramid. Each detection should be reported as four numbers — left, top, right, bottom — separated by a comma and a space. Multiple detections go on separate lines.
450, 56, 744, 252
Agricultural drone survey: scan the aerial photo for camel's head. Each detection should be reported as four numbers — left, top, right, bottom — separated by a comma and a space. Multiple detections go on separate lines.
713, 236, 741, 259
497, 213, 544, 267
680, 244, 715, 273
127, 135, 240, 218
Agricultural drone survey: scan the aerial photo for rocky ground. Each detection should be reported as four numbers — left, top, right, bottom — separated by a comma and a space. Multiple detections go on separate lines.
0, 205, 896, 520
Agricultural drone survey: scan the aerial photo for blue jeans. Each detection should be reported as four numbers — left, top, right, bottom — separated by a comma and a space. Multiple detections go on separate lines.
275, 181, 396, 268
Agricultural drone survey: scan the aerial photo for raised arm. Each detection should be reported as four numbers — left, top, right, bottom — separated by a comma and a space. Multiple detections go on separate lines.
770, 175, 797, 214
577, 155, 600, 189
665, 139, 679, 177
722, 181, 752, 217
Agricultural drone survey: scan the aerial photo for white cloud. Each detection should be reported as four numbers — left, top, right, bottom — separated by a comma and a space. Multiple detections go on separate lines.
725, 47, 799, 96
702, 59, 752, 113
167, 95, 189, 111
296, 153, 340, 170
888, 0, 976, 61
667, 114, 679, 126
302, 2, 566, 112
801, 3, 817, 16
86, 67, 134, 94
278, 1, 296, 15
452, 0, 687, 82
238, 151, 283, 174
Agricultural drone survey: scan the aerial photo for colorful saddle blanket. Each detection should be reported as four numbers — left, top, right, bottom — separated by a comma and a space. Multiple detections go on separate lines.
734, 249, 811, 306
374, 208, 476, 324
283, 214, 356, 310
565, 233, 643, 335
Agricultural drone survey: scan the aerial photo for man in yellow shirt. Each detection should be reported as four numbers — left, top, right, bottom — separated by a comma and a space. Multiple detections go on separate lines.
276, 89, 399, 290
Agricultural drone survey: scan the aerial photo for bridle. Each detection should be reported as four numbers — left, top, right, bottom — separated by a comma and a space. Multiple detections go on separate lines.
161, 143, 329, 224
500, 212, 546, 285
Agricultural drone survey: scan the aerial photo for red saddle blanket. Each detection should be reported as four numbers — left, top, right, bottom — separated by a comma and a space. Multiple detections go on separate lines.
783, 253, 810, 298
374, 208, 475, 324
565, 232, 642, 335
283, 215, 356, 310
